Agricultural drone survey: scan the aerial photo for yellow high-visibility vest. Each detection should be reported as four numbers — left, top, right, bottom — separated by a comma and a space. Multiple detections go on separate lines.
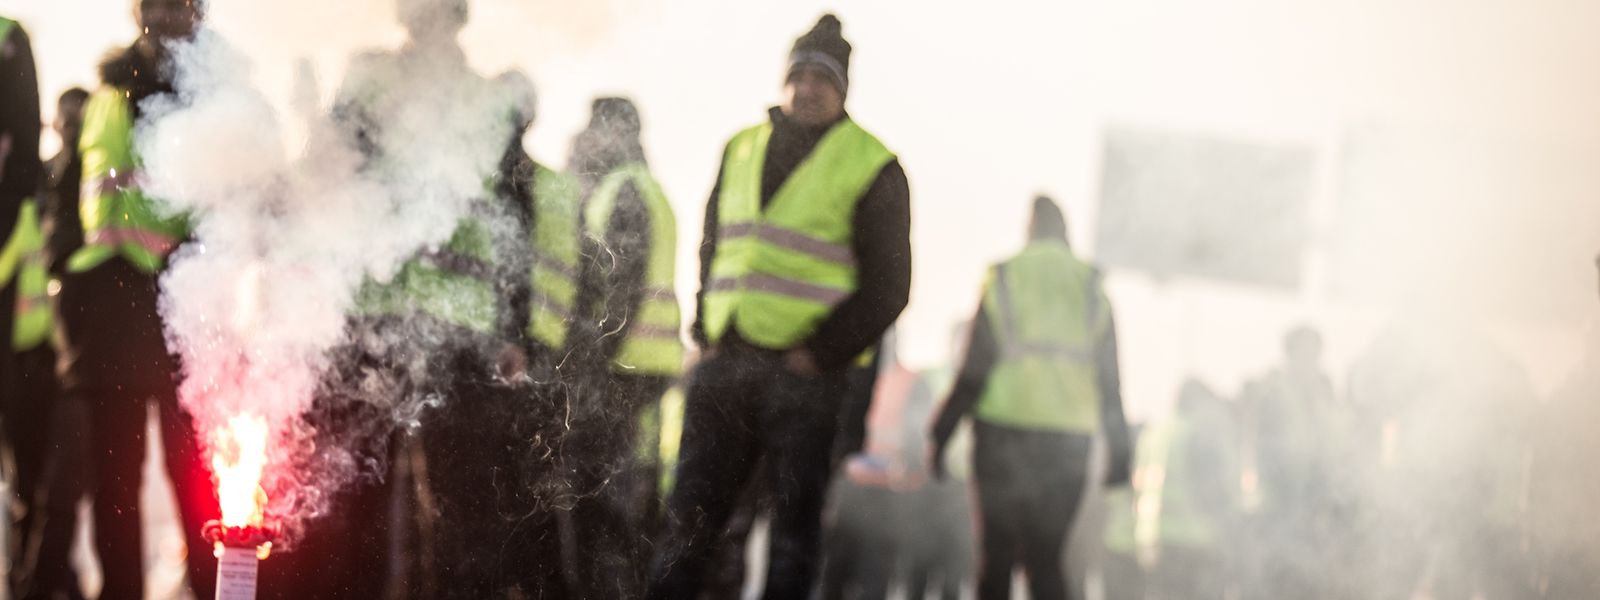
0, 200, 53, 351
702, 118, 893, 349
355, 211, 501, 336
973, 240, 1109, 433
66, 88, 189, 274
582, 163, 683, 375
527, 163, 583, 350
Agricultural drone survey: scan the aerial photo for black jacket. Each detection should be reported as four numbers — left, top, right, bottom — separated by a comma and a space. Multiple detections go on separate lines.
691, 108, 912, 372
0, 21, 40, 256
41, 148, 83, 276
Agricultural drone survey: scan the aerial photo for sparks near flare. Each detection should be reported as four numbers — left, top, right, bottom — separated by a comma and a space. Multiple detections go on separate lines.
203, 415, 278, 600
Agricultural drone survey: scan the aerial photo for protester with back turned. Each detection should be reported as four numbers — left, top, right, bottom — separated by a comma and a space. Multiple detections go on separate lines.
485, 69, 573, 598
53, 2, 220, 597
930, 196, 1132, 600
558, 96, 685, 597
647, 13, 912, 600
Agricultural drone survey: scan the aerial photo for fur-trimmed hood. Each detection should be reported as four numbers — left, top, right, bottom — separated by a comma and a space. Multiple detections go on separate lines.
96, 43, 174, 114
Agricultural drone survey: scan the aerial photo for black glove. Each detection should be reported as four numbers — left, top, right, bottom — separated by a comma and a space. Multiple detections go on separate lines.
1104, 443, 1133, 487
929, 438, 949, 481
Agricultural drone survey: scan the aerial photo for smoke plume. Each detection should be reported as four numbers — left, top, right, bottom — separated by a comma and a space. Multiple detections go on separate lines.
134, 4, 515, 542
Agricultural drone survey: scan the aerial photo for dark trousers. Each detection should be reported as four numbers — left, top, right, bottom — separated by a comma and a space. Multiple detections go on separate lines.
55, 262, 218, 600
4, 343, 53, 552
560, 373, 671, 599
701, 462, 770, 600
422, 378, 566, 599
972, 423, 1092, 600
8, 344, 84, 600
647, 347, 846, 600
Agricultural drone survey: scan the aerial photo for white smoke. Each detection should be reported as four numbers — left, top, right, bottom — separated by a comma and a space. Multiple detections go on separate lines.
134, 5, 514, 539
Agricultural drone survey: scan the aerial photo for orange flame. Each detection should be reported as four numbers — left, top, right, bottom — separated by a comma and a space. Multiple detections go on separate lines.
212, 415, 269, 528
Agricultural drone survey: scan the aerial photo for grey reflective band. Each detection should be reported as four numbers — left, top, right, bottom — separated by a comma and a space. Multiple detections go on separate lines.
627, 323, 682, 339
85, 226, 178, 256
1015, 342, 1094, 362
993, 265, 1021, 342
426, 250, 495, 282
994, 264, 1093, 363
531, 253, 577, 279
93, 168, 140, 195
529, 293, 574, 318
708, 274, 850, 305
644, 287, 678, 300
1085, 269, 1104, 332
719, 223, 856, 267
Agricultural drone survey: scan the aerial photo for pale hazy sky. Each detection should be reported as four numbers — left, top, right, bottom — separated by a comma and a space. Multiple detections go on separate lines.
3, 0, 1597, 418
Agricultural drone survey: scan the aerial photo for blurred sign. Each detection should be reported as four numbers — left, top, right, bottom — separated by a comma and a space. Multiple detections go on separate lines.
1095, 127, 1315, 289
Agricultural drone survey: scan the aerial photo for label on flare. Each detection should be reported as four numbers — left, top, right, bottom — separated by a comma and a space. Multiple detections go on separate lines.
215, 546, 259, 600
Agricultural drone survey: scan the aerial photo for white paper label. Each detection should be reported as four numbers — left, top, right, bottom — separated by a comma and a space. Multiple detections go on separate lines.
215, 547, 259, 600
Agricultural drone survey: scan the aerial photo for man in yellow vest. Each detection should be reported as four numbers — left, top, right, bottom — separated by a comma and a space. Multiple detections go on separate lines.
9, 88, 89, 600
561, 96, 684, 597
930, 197, 1133, 600
648, 14, 912, 599
54, 2, 222, 597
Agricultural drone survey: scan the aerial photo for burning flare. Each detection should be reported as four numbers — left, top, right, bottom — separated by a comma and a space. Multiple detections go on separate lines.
209, 415, 275, 560
214, 414, 269, 528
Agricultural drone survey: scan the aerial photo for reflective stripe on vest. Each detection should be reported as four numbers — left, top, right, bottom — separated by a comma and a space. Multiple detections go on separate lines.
583, 163, 684, 375
528, 163, 582, 349
356, 214, 500, 335
1, 200, 54, 351
973, 241, 1110, 433
702, 118, 894, 349
66, 88, 189, 274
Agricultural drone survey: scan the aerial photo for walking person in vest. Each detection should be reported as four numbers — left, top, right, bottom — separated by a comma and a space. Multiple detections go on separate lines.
560, 96, 683, 598
9, 88, 90, 600
53, 1, 221, 597
930, 196, 1133, 600
648, 13, 912, 599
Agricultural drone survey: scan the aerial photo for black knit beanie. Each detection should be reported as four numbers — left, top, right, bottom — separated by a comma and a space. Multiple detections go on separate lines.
788, 14, 851, 95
